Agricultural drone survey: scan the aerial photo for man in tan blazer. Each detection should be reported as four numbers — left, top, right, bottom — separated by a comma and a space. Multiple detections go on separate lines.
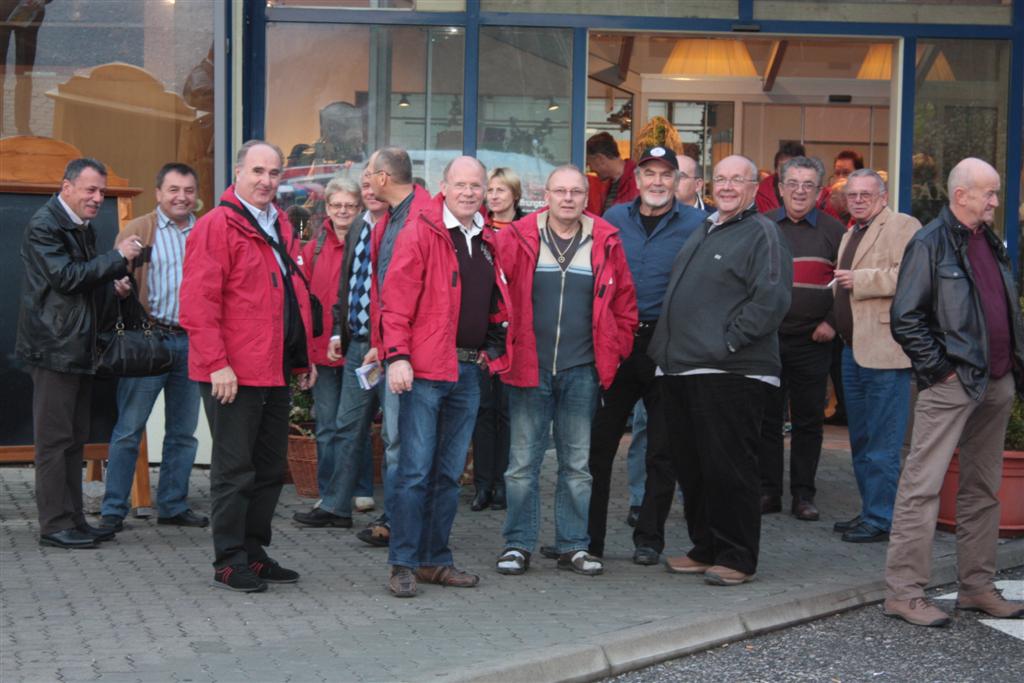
831, 169, 921, 543
98, 163, 208, 532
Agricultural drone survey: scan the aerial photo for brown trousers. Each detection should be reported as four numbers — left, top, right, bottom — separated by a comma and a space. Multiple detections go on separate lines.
28, 366, 93, 535
884, 372, 1014, 600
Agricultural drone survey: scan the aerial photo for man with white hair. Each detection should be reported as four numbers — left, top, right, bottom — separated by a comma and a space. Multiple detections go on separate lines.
884, 157, 1024, 626
648, 155, 792, 586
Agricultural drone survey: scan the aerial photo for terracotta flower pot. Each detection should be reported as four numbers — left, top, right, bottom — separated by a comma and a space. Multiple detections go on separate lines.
937, 450, 1024, 538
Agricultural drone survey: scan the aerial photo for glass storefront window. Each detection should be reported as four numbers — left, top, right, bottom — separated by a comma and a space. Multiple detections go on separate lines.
265, 23, 464, 235
0, 0, 217, 217
480, 0, 737, 19
912, 39, 1010, 229
268, 0, 465, 9
754, 0, 1012, 25
647, 100, 734, 184
477, 27, 572, 212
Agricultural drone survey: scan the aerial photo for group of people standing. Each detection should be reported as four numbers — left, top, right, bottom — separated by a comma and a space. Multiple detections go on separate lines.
16, 135, 1024, 624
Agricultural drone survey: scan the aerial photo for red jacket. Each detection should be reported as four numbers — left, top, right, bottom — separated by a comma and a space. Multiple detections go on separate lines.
585, 159, 639, 216
180, 187, 313, 386
300, 218, 346, 367
495, 209, 638, 390
381, 194, 512, 382
370, 185, 434, 355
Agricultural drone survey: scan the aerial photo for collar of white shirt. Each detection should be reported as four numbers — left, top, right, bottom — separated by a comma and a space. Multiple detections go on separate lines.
235, 192, 279, 237
57, 195, 86, 226
442, 203, 483, 255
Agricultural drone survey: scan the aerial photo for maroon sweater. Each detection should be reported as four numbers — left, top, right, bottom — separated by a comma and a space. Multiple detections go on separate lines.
966, 230, 1012, 378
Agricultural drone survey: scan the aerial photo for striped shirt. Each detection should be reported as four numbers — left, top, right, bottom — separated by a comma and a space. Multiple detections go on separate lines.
147, 207, 195, 326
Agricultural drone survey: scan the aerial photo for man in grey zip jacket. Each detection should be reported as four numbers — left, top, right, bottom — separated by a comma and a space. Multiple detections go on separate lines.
647, 154, 792, 586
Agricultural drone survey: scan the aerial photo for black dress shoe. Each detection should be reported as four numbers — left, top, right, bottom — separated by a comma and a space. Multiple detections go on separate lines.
833, 515, 862, 533
98, 515, 124, 532
633, 546, 659, 566
626, 506, 641, 527
791, 499, 820, 522
760, 495, 782, 514
158, 509, 210, 528
841, 522, 889, 543
490, 485, 507, 511
470, 489, 493, 512
292, 508, 352, 528
77, 523, 116, 542
40, 528, 97, 549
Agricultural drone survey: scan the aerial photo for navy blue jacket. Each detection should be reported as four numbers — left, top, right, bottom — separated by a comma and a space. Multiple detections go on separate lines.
603, 198, 705, 321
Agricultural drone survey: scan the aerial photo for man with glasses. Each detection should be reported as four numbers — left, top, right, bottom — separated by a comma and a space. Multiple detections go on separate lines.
649, 155, 791, 585
757, 157, 846, 523
832, 169, 920, 543
495, 165, 637, 578
585, 146, 704, 567
675, 154, 710, 215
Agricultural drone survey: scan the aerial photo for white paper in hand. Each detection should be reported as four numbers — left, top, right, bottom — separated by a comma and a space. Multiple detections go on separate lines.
356, 361, 383, 390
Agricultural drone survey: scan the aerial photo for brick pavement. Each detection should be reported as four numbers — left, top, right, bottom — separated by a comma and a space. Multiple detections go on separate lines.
1, 426, 1020, 683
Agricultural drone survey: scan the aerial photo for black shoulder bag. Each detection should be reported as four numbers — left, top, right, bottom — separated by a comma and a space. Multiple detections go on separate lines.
219, 201, 324, 338
94, 273, 175, 377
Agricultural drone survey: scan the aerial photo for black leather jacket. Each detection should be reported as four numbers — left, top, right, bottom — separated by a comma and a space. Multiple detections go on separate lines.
891, 205, 1024, 400
16, 195, 127, 374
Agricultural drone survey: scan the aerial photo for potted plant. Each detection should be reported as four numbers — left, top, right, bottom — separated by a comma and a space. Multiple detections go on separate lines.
286, 377, 319, 498
937, 397, 1024, 538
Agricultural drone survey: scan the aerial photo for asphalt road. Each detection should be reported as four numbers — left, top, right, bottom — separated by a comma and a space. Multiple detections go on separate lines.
608, 566, 1024, 683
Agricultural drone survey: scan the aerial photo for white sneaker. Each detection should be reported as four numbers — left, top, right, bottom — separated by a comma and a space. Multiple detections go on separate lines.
354, 497, 376, 512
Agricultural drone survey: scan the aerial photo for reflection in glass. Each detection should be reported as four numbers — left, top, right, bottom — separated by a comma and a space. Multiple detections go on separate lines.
477, 27, 572, 211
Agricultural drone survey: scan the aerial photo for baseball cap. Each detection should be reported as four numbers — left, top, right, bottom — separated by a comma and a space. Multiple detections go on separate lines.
637, 145, 678, 168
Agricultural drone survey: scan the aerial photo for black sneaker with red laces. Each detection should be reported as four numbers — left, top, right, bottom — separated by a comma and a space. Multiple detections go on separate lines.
213, 564, 267, 593
249, 557, 300, 584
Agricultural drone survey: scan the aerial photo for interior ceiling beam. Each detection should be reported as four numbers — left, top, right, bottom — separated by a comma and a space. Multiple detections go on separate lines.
617, 36, 634, 82
915, 44, 939, 91
762, 39, 788, 93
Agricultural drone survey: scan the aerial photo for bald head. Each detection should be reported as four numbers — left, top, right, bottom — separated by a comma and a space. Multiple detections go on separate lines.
443, 155, 487, 184
947, 157, 1001, 230
441, 155, 487, 225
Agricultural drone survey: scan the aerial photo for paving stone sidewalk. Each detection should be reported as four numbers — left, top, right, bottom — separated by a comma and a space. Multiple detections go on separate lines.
1, 426, 1021, 682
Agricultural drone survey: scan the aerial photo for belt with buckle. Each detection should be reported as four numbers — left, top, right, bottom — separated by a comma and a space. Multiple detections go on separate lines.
456, 347, 480, 363
153, 321, 186, 334
636, 320, 658, 334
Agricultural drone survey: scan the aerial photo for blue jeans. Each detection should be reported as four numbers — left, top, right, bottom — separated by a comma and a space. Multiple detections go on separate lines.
842, 347, 911, 531
388, 362, 481, 568
101, 332, 199, 519
378, 374, 401, 523
503, 365, 600, 554
627, 401, 647, 508
313, 352, 376, 516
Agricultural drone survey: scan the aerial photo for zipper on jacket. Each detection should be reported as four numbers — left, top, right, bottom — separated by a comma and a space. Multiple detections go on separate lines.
552, 267, 567, 375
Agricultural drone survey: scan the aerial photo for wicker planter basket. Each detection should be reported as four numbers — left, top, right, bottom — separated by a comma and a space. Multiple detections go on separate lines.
287, 427, 319, 498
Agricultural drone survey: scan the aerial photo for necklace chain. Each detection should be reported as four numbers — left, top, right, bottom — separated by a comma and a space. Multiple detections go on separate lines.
548, 224, 580, 264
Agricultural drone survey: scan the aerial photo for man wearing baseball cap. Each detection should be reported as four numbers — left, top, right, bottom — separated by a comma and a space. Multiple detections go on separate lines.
585, 145, 705, 565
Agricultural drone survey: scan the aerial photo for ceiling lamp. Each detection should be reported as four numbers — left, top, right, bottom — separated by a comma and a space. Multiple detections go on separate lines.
857, 44, 955, 81
398, 94, 411, 108
547, 98, 560, 111
661, 39, 757, 77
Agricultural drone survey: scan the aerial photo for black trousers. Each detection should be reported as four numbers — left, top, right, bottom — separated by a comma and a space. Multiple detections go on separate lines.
758, 335, 833, 501
200, 383, 289, 568
657, 373, 767, 575
28, 366, 92, 535
588, 326, 658, 557
472, 373, 509, 493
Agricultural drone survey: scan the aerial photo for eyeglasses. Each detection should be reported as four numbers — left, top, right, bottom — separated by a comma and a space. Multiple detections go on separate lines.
712, 176, 757, 187
782, 180, 819, 192
548, 188, 586, 198
370, 169, 390, 178
327, 202, 360, 212
450, 182, 484, 193
845, 192, 877, 201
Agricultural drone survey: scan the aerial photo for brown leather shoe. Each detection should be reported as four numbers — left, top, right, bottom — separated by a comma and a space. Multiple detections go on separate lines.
957, 588, 1024, 618
415, 565, 480, 588
704, 565, 755, 586
387, 566, 417, 598
883, 597, 950, 627
665, 555, 712, 574
760, 495, 782, 514
791, 499, 820, 521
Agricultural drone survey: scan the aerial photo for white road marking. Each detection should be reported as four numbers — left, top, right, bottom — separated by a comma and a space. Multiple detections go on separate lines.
933, 580, 1023, 642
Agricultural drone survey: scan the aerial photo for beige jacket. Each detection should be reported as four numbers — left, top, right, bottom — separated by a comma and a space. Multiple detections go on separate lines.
115, 211, 159, 316
835, 206, 921, 369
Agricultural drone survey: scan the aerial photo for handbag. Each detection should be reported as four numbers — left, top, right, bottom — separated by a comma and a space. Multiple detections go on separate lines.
94, 279, 175, 378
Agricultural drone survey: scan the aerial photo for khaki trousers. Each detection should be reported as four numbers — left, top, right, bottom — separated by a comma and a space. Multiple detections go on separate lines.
884, 372, 1014, 600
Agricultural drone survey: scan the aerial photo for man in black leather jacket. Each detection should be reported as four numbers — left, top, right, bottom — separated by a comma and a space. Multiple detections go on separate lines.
884, 157, 1024, 626
16, 158, 141, 549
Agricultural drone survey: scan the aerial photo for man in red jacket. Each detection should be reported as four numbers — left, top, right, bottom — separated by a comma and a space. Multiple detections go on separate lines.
494, 165, 637, 578
381, 156, 510, 598
585, 132, 639, 215
180, 140, 316, 593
